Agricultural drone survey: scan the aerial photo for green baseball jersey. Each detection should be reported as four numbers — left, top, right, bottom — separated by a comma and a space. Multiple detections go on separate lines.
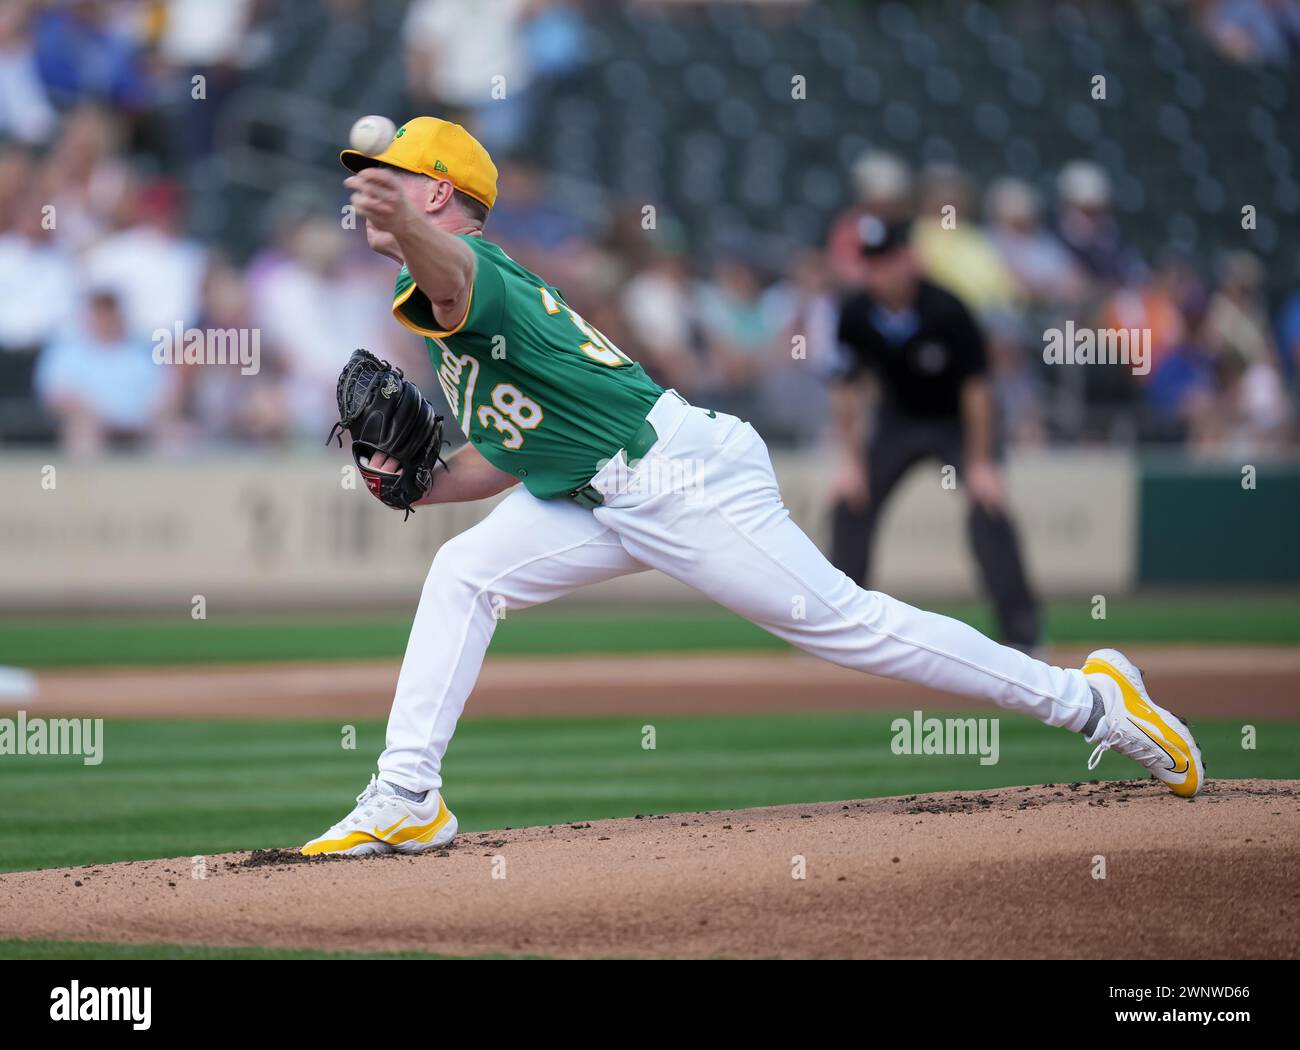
392, 236, 664, 499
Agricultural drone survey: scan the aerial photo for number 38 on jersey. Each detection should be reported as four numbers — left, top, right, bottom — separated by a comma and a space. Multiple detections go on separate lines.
538, 287, 633, 368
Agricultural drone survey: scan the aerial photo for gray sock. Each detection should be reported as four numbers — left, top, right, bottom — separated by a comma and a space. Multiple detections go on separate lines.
385, 781, 428, 804
1081, 685, 1105, 738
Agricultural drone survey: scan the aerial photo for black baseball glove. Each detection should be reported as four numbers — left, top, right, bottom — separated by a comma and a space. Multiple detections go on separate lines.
326, 348, 445, 519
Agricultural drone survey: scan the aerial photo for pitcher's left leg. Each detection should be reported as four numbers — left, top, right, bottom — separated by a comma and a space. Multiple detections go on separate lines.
605, 416, 1092, 730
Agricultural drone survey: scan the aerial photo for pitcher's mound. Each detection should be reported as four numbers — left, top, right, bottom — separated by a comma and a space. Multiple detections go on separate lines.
3, 779, 1297, 958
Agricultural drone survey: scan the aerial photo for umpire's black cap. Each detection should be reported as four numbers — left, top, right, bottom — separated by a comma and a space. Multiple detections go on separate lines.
857, 213, 911, 256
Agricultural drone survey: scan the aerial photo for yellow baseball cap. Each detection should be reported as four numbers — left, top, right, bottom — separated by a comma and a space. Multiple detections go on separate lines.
340, 116, 498, 210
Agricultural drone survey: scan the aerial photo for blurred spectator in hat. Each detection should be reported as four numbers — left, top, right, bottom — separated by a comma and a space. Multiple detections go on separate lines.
827, 149, 913, 287
82, 177, 208, 341
0, 0, 56, 144
911, 164, 1018, 317
35, 288, 169, 455
1055, 160, 1145, 285
985, 177, 1086, 308
1205, 250, 1277, 366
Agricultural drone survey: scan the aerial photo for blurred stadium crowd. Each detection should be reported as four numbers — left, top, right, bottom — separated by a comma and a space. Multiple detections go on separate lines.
1, 0, 1298, 457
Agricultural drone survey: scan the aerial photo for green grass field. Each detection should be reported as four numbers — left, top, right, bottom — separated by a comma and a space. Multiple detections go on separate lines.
1, 713, 1295, 874
4, 593, 1300, 668
3, 595, 1297, 959
0, 939, 535, 960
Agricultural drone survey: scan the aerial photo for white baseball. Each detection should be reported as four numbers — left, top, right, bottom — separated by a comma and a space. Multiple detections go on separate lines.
349, 115, 397, 156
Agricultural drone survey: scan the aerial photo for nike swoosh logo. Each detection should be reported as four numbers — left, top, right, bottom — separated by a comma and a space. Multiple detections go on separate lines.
1132, 719, 1190, 775
374, 816, 409, 839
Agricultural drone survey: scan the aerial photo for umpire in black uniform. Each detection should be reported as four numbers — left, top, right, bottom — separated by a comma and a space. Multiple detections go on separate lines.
828, 215, 1041, 652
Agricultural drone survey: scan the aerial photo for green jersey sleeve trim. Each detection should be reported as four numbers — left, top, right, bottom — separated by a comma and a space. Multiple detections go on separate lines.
392, 264, 472, 339
390, 236, 506, 340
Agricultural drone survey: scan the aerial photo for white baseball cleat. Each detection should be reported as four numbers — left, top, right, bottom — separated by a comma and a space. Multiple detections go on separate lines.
1082, 648, 1204, 798
301, 775, 458, 856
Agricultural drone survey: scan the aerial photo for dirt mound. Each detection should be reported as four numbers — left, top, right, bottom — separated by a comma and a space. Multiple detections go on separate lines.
2, 779, 1296, 959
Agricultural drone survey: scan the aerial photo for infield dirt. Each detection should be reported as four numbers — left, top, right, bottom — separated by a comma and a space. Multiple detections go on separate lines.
27, 645, 1300, 719
3, 779, 1296, 958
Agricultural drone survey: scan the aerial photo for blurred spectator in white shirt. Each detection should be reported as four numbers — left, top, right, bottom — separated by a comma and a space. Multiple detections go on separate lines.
159, 0, 254, 67
158, 0, 265, 162
0, 189, 74, 354
404, 0, 585, 153
405, 0, 532, 151
36, 289, 168, 454
1202, 252, 1294, 455
82, 178, 208, 341
0, 0, 56, 144
621, 247, 699, 395
1055, 160, 1145, 286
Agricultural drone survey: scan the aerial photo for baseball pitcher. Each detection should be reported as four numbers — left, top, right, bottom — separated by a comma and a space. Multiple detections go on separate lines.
302, 118, 1203, 856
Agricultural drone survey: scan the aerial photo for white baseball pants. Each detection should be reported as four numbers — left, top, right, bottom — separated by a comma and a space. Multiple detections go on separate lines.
379, 391, 1095, 791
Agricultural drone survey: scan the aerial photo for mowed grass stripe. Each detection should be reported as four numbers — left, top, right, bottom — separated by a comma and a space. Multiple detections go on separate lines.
4, 593, 1300, 668
0, 939, 542, 960
1, 715, 1295, 872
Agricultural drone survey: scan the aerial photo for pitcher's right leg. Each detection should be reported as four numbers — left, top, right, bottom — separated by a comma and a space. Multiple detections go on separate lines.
304, 487, 645, 856
381, 486, 645, 792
